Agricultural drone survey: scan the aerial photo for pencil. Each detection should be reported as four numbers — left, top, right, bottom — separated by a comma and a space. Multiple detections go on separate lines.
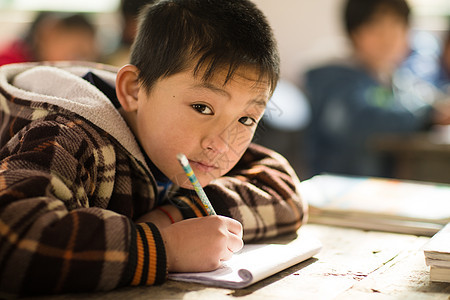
176, 153, 217, 215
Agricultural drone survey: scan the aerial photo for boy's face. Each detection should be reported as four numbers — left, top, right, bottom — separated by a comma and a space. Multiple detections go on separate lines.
132, 66, 269, 188
351, 12, 409, 74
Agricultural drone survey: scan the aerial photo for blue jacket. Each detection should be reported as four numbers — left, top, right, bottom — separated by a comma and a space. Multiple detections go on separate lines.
304, 62, 434, 177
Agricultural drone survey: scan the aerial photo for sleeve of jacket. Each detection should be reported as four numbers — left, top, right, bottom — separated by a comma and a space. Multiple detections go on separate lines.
0, 119, 166, 296
201, 143, 308, 241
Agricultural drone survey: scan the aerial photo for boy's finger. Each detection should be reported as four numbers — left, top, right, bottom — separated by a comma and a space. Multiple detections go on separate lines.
221, 248, 234, 261
223, 217, 243, 238
227, 232, 244, 253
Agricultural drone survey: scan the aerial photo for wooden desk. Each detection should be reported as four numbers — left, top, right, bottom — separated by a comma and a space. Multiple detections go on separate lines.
371, 127, 450, 184
24, 224, 450, 300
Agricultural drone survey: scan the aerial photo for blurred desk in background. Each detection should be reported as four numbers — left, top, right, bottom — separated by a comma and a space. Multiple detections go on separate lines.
372, 126, 450, 184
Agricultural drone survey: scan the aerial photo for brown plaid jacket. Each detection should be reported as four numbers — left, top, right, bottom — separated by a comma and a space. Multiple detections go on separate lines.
0, 63, 307, 296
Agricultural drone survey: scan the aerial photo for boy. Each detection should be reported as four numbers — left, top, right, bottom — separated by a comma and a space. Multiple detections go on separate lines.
0, 0, 307, 296
304, 0, 450, 178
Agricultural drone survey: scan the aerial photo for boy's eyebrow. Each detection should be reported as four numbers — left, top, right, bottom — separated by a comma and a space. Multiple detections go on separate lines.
194, 83, 268, 107
249, 98, 268, 108
194, 82, 231, 98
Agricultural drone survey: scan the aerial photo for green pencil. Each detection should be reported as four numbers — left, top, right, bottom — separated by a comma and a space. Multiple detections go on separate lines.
176, 153, 216, 215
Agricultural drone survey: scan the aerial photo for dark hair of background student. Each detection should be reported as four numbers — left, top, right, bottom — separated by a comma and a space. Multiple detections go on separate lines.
344, 0, 410, 36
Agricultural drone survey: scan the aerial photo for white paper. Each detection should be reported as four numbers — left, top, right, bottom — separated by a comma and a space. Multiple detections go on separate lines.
168, 234, 322, 289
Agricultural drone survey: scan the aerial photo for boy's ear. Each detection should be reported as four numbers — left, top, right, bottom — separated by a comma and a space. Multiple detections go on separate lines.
116, 64, 141, 111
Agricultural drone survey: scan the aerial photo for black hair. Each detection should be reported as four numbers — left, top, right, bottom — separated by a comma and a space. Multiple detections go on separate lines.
130, 0, 280, 95
344, 0, 410, 36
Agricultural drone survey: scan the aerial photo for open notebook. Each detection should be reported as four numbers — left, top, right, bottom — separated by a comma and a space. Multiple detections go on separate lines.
168, 233, 322, 289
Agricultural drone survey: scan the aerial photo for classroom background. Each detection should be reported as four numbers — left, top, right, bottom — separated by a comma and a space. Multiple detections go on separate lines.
1, 0, 449, 183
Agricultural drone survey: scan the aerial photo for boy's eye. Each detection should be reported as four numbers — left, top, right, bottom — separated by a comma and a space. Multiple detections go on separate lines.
192, 104, 213, 115
239, 116, 257, 126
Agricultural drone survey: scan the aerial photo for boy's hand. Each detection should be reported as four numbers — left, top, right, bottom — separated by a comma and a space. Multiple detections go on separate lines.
160, 215, 243, 272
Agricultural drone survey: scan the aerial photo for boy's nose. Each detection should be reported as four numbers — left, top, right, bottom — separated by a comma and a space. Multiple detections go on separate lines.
201, 130, 230, 155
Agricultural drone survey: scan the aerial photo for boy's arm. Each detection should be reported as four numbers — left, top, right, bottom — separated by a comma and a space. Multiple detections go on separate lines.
183, 143, 308, 241
0, 120, 166, 295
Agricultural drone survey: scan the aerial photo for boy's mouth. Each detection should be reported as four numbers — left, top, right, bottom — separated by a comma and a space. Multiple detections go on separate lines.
189, 159, 218, 173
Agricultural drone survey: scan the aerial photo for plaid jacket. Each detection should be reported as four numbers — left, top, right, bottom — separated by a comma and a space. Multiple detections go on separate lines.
0, 62, 307, 296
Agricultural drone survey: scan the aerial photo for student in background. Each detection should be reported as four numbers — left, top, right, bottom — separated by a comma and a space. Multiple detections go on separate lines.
0, 11, 98, 66
303, 0, 450, 178
0, 0, 306, 295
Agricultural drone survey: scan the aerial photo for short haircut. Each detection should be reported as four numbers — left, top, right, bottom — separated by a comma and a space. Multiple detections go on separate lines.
130, 0, 280, 95
343, 0, 410, 36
